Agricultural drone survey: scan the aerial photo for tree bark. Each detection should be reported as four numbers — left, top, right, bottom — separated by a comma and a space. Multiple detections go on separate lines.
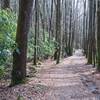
11, 0, 33, 86
56, 0, 61, 64
97, 0, 100, 71
87, 0, 93, 64
34, 0, 39, 65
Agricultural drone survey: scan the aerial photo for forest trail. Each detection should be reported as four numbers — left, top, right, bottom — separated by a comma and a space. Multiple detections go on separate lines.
0, 50, 100, 100
29, 51, 100, 100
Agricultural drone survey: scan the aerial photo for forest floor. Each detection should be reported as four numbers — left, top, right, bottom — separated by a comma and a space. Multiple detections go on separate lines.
0, 51, 100, 100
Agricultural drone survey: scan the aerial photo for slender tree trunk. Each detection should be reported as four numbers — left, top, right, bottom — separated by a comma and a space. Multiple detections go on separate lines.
65, 0, 68, 55
34, 0, 39, 65
49, 0, 53, 41
87, 0, 93, 64
42, 0, 46, 42
92, 0, 96, 67
68, 1, 72, 56
85, 13, 89, 58
56, 0, 61, 64
97, 0, 100, 71
83, 0, 86, 55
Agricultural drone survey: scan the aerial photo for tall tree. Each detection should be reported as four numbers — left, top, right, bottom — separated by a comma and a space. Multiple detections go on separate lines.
11, 0, 33, 85
56, 0, 61, 64
68, 0, 73, 56
33, 0, 39, 65
83, 0, 86, 55
96, 0, 100, 71
87, 0, 93, 64
64, 0, 68, 55
42, 0, 46, 42
49, 0, 53, 41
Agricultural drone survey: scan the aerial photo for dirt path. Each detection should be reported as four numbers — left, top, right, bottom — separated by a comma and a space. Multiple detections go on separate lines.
0, 55, 100, 100
30, 55, 99, 100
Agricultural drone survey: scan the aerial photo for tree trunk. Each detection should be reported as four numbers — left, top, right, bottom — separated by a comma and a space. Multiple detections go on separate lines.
87, 0, 93, 64
49, 0, 53, 41
65, 0, 68, 55
34, 0, 39, 65
68, 1, 72, 56
56, 0, 61, 64
97, 0, 100, 71
83, 0, 86, 55
11, 0, 33, 86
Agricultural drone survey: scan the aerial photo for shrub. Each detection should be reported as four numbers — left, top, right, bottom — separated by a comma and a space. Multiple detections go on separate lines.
0, 9, 17, 69
27, 31, 55, 60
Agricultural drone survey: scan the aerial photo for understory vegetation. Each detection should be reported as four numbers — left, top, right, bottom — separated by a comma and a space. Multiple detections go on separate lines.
0, 10, 16, 77
0, 9, 55, 78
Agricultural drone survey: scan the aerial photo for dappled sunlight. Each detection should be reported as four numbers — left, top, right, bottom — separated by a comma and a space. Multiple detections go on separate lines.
27, 55, 97, 99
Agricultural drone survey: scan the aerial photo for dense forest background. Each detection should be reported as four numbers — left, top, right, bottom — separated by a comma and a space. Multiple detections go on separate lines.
0, 0, 100, 87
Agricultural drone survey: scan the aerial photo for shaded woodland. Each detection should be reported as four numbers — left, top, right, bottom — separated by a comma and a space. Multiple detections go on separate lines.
0, 0, 100, 99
